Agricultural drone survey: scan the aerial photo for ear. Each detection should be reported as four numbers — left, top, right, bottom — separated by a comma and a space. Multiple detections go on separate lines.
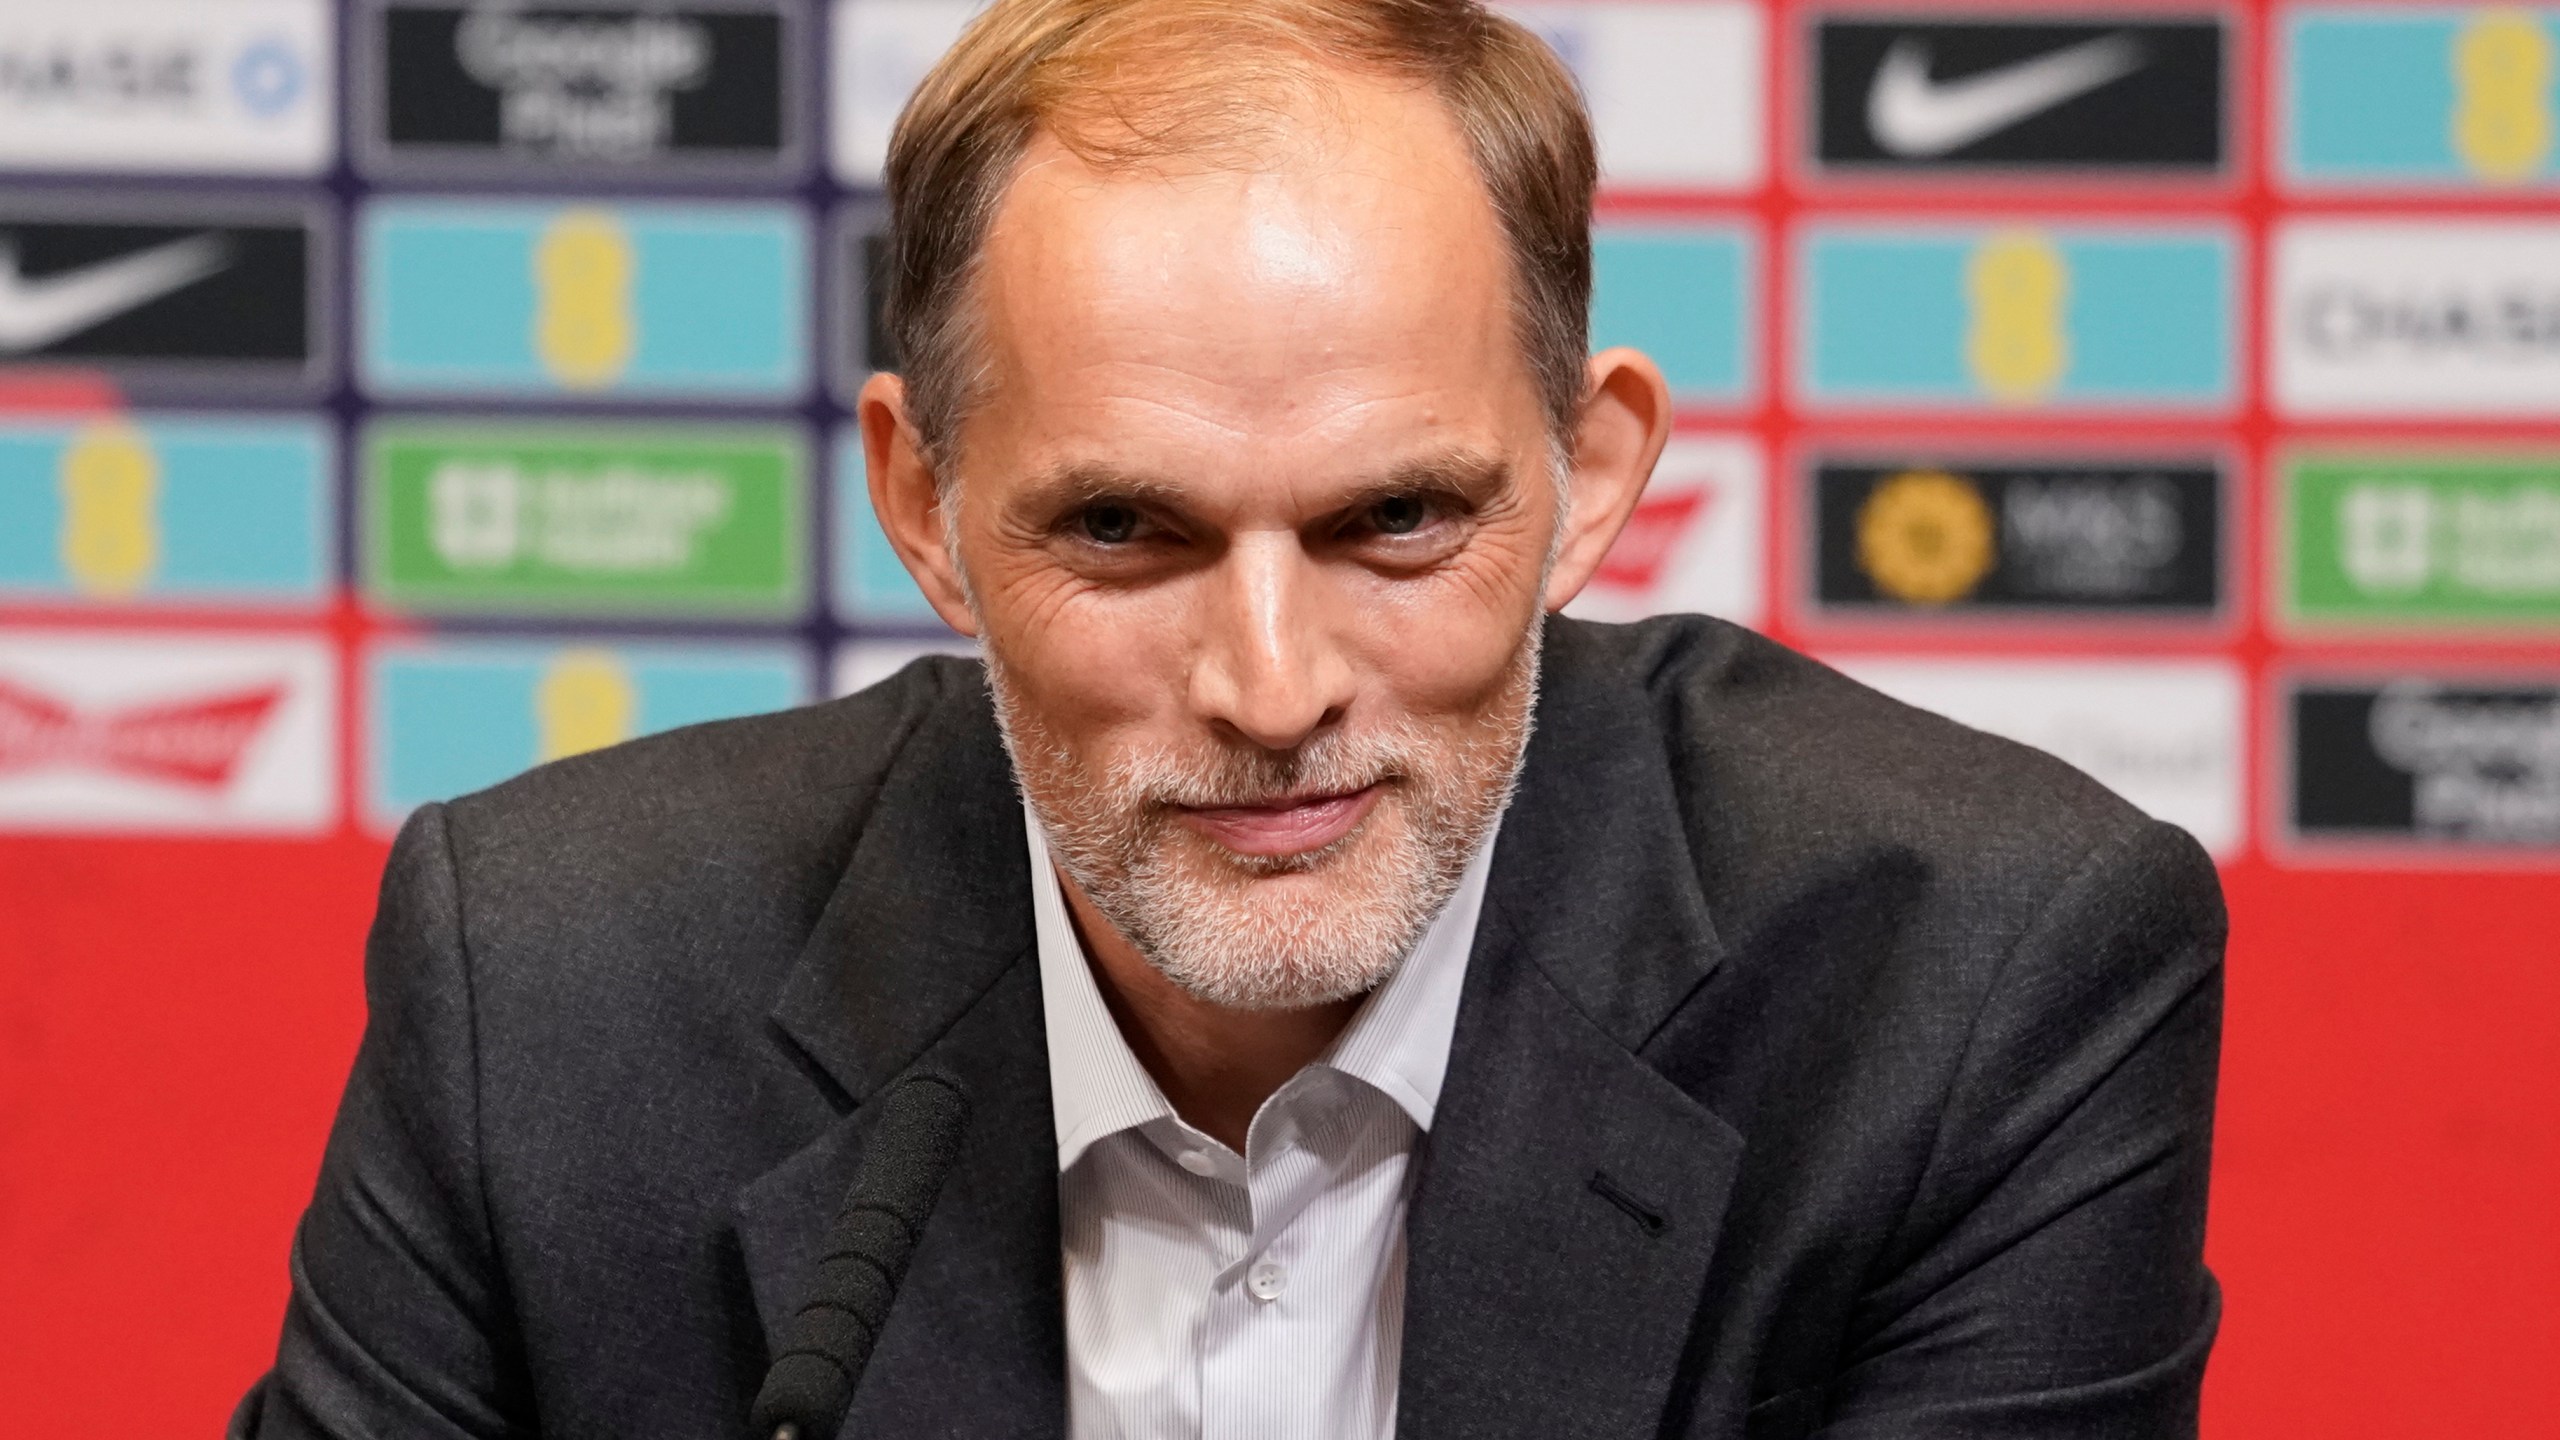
1541, 347, 1674, 613
858, 371, 981, 637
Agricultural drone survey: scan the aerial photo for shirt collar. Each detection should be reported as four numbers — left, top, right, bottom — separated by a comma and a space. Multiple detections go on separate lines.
1028, 802, 1497, 1173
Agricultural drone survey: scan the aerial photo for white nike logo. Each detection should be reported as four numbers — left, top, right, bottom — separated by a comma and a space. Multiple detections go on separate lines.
1866, 33, 2147, 158
0, 232, 233, 353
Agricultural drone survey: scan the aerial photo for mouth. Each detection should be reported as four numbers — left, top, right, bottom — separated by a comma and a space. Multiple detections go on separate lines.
1172, 783, 1384, 859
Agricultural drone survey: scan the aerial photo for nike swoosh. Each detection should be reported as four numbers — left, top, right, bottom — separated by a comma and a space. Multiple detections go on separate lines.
0, 232, 234, 353
1866, 33, 2146, 158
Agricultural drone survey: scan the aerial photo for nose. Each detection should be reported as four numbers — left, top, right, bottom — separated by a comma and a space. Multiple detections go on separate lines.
1188, 531, 1354, 753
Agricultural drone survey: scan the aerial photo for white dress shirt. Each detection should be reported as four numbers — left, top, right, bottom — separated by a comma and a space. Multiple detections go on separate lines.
1027, 805, 1496, 1440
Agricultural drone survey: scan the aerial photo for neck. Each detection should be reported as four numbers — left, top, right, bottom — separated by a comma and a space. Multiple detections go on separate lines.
1055, 870, 1360, 1152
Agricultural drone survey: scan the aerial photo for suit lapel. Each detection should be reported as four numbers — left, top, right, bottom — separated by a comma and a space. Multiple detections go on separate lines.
732, 662, 1067, 1439
1400, 620, 1745, 1440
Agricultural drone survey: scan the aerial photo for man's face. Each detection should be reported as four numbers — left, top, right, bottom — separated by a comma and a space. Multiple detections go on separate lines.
874, 77, 1626, 1010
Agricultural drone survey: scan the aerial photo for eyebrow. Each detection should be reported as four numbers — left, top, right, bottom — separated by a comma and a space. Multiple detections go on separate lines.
1011, 448, 1516, 523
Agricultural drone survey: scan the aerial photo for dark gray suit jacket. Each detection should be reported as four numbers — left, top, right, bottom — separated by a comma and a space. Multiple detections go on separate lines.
236, 616, 2223, 1440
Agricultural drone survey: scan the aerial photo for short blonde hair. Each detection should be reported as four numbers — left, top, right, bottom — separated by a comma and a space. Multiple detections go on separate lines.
882, 0, 1597, 464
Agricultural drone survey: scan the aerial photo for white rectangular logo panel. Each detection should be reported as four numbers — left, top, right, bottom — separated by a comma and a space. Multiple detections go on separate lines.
0, 0, 334, 175
0, 629, 336, 833
2274, 220, 2560, 417
1496, 2, 1765, 190
1564, 433, 1765, 628
1828, 656, 2246, 859
831, 0, 982, 186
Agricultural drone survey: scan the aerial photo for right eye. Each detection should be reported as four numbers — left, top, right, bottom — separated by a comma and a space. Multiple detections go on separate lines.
1076, 502, 1143, 545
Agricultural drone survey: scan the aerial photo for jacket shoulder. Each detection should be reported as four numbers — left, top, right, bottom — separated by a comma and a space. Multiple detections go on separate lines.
1560, 615, 2176, 904
412, 655, 978, 1035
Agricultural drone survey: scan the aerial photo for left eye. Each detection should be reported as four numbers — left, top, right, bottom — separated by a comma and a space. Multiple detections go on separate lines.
1369, 495, 1431, 535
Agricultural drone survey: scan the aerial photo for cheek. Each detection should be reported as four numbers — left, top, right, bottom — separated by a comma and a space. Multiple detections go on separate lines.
973, 553, 1192, 744
1344, 537, 1550, 720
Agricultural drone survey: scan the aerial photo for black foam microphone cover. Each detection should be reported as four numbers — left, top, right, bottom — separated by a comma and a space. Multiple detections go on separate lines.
749, 1068, 973, 1440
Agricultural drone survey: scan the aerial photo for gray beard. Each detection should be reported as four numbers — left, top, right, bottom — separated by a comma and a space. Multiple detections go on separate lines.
984, 623, 1541, 1011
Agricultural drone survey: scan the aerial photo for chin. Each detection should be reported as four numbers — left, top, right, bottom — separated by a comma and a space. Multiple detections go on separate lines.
1126, 810, 1448, 1011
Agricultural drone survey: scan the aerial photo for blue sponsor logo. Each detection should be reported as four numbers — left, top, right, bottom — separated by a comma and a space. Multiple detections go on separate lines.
0, 415, 331, 604
2288, 8, 2560, 188
361, 199, 808, 398
1798, 225, 2234, 410
232, 35, 308, 119
366, 639, 810, 824
1591, 224, 1754, 403
833, 430, 954, 629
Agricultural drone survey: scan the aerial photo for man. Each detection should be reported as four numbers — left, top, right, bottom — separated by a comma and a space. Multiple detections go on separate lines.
238, 1, 2223, 1436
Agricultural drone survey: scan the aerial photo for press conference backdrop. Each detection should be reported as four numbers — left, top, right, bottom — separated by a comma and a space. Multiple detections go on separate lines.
0, 0, 2551, 1431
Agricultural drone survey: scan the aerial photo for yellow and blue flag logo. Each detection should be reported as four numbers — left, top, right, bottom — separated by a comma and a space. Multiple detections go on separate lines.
360, 199, 808, 397
0, 416, 330, 604
1798, 225, 2233, 410
2288, 7, 2559, 188
365, 639, 809, 826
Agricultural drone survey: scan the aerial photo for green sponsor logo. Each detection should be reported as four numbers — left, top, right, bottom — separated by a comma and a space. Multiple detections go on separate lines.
2287, 455, 2560, 629
366, 424, 807, 616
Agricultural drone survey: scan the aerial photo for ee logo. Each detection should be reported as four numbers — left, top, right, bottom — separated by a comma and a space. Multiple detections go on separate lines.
534, 211, 639, 391
1966, 231, 2070, 406
537, 650, 638, 763
2453, 9, 2556, 184
59, 424, 160, 599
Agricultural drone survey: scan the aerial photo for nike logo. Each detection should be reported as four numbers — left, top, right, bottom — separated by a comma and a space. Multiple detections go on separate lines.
1867, 33, 2146, 158
0, 232, 233, 353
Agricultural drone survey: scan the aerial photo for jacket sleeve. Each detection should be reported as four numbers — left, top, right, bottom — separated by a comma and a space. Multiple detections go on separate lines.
232, 804, 533, 1439
1816, 819, 2226, 1440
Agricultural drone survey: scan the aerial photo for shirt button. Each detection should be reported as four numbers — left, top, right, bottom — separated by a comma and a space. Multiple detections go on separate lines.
1247, 1261, 1288, 1301
1176, 1150, 1218, 1177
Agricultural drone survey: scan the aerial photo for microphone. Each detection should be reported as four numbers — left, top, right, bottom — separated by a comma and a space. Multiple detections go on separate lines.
750, 1069, 974, 1440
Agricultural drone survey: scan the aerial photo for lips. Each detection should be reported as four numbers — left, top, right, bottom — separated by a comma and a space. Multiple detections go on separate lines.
1174, 783, 1382, 858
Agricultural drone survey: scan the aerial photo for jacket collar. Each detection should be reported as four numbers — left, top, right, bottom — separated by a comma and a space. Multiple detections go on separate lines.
768, 659, 1036, 1108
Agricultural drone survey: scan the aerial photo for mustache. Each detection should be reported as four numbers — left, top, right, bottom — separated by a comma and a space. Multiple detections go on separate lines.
1118, 730, 1421, 811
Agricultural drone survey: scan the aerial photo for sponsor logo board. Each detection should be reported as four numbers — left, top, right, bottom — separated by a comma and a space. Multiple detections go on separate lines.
2273, 220, 2560, 416
0, 628, 334, 832
1832, 655, 2246, 857
1812, 14, 2226, 173
830, 0, 980, 186
366, 638, 808, 826
2286, 7, 2560, 190
834, 638, 977, 697
1497, 2, 1764, 190
1564, 433, 1764, 627
1811, 456, 2221, 619
363, 422, 808, 618
1799, 224, 2234, 409
834, 430, 958, 629
2287, 676, 2560, 854
0, 201, 325, 389
833, 2, 1767, 189
831, 202, 895, 399
361, 198, 806, 399
2283, 452, 2560, 632
0, 415, 331, 605
364, 1, 799, 175
1593, 224, 1755, 405
0, 0, 332, 175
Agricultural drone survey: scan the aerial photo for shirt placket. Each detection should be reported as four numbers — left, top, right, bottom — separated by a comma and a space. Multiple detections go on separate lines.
1198, 1072, 1357, 1440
